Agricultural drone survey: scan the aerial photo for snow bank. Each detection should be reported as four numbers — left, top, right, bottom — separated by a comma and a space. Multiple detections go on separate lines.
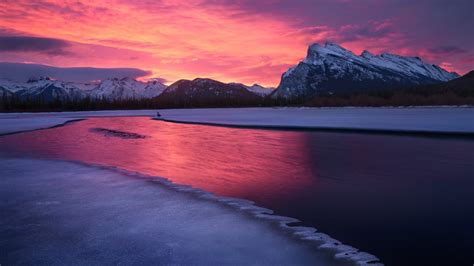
0, 157, 381, 265
2, 107, 472, 136
0, 110, 157, 135
156, 107, 474, 136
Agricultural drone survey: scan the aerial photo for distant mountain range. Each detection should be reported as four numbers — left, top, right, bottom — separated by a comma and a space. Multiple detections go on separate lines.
1, 42, 471, 110
270, 42, 459, 101
0, 77, 167, 103
0, 76, 272, 104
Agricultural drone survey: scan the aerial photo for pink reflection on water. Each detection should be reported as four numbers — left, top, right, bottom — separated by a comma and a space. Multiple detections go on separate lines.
0, 117, 317, 200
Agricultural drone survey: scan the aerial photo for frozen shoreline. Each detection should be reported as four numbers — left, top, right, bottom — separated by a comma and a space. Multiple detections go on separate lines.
0, 110, 157, 135
1, 107, 473, 136
155, 107, 474, 136
0, 157, 380, 265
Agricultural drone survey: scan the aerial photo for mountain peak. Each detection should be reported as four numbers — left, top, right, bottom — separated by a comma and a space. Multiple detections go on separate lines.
306, 42, 357, 63
361, 50, 374, 58
273, 42, 460, 101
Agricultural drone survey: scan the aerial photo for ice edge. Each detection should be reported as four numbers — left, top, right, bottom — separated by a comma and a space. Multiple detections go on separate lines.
69, 160, 383, 266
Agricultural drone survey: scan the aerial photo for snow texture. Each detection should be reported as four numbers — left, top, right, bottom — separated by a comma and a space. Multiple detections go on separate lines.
90, 77, 167, 100
245, 84, 274, 96
0, 110, 157, 135
305, 43, 458, 82
1, 107, 473, 136
0, 157, 380, 265
155, 107, 474, 135
0, 77, 167, 102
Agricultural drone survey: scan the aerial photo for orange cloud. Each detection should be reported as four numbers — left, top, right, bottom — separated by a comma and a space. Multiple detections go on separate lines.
0, 0, 470, 86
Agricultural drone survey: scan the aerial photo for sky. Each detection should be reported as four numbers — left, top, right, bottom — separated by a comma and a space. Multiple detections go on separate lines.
0, 0, 473, 86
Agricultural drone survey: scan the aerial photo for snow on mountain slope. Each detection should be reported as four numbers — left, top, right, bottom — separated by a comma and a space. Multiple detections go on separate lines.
143, 79, 168, 98
228, 82, 274, 96
0, 78, 29, 92
272, 42, 459, 101
0, 87, 14, 98
0, 76, 167, 102
245, 84, 274, 96
89, 77, 166, 100
15, 77, 86, 103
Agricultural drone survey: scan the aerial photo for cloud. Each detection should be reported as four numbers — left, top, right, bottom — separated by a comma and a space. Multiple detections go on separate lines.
147, 77, 169, 84
1, 0, 472, 84
0, 36, 70, 55
0, 62, 151, 83
336, 20, 395, 42
427, 46, 468, 55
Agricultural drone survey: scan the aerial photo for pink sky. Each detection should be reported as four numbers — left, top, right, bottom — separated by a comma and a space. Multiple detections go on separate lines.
0, 0, 472, 86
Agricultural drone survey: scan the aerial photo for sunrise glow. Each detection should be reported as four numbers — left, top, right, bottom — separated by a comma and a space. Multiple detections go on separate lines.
1, 0, 472, 86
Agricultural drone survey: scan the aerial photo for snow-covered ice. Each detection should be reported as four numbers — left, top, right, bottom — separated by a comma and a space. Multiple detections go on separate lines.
0, 110, 157, 135
0, 157, 379, 265
156, 107, 474, 135
2, 107, 473, 136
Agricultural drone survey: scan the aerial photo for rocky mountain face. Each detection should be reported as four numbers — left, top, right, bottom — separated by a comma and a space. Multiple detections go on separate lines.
271, 42, 459, 101
155, 78, 263, 107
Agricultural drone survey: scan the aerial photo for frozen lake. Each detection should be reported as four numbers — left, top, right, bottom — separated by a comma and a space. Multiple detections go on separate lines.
1, 115, 473, 265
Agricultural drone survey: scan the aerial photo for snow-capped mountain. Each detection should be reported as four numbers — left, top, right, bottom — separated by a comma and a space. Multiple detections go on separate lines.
0, 76, 167, 102
229, 82, 274, 96
0, 78, 29, 92
271, 42, 459, 101
245, 84, 274, 96
89, 77, 166, 100
15, 77, 86, 103
156, 78, 262, 107
0, 87, 14, 98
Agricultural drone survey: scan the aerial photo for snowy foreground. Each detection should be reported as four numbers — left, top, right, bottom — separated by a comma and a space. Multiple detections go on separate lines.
1, 107, 473, 136
157, 107, 474, 135
0, 158, 378, 265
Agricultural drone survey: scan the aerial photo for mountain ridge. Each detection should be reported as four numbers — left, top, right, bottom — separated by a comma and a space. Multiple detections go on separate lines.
271, 42, 459, 101
155, 78, 266, 108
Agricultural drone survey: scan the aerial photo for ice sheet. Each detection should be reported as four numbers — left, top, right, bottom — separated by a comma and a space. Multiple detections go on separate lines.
0, 157, 380, 265
2, 107, 473, 135
155, 107, 474, 135
0, 110, 157, 135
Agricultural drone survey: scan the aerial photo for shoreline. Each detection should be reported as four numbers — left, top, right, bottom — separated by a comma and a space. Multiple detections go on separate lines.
0, 155, 381, 265
154, 117, 474, 139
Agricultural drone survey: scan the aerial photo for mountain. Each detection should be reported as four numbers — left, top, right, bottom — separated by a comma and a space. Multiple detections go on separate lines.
15, 77, 86, 103
89, 77, 167, 100
245, 84, 274, 96
422, 70, 474, 93
0, 87, 14, 98
271, 42, 459, 101
0, 78, 29, 92
155, 78, 262, 107
228, 82, 274, 96
0, 76, 168, 103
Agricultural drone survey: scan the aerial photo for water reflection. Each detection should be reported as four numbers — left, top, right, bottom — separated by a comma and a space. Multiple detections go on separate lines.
0, 118, 317, 201
0, 117, 473, 266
